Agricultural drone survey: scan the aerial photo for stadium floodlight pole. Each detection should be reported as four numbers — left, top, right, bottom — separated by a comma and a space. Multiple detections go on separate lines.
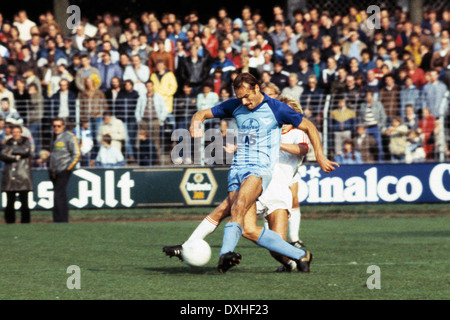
53, 0, 71, 36
438, 91, 449, 162
322, 94, 332, 158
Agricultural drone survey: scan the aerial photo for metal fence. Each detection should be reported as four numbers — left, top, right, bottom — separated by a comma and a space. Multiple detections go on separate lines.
1, 89, 449, 169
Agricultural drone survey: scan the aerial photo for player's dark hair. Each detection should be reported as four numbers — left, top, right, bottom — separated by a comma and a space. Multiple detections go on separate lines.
232, 72, 260, 91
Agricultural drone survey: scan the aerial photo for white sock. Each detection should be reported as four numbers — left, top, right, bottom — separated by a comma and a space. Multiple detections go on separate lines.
186, 215, 219, 242
263, 216, 269, 229
287, 207, 301, 243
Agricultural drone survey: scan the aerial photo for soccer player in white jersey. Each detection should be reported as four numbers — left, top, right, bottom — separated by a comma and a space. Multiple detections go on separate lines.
164, 93, 310, 272
261, 83, 304, 250
187, 73, 338, 273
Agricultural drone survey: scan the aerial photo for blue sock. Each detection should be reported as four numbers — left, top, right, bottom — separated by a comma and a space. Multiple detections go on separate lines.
219, 222, 243, 257
256, 228, 305, 260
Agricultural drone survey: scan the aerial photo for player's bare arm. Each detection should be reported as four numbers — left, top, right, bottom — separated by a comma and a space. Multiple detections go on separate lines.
189, 109, 214, 138
297, 117, 339, 173
280, 143, 308, 156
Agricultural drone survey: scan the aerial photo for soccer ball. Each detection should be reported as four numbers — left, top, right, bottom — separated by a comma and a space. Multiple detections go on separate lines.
182, 239, 212, 267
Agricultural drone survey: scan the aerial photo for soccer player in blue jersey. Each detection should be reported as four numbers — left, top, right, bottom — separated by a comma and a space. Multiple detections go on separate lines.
190, 73, 338, 273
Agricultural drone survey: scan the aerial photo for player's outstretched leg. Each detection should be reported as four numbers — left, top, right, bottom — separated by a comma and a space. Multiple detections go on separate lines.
162, 201, 227, 262
294, 249, 313, 273
163, 245, 184, 261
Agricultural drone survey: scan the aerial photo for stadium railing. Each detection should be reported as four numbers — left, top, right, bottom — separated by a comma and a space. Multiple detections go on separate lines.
2, 89, 449, 168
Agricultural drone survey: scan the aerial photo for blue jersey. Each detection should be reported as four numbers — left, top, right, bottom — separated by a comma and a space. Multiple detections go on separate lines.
211, 93, 304, 171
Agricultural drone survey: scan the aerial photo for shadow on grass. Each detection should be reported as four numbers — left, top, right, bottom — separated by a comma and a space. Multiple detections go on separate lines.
142, 266, 217, 274
141, 266, 276, 275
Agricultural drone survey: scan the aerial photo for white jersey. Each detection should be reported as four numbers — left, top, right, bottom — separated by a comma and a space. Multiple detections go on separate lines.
257, 129, 310, 215
278, 128, 310, 181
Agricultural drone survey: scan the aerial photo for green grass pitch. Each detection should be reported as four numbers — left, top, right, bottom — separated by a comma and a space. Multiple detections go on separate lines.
0, 206, 448, 300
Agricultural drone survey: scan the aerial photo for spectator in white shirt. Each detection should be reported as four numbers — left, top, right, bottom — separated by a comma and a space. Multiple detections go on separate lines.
13, 10, 36, 42
95, 134, 125, 168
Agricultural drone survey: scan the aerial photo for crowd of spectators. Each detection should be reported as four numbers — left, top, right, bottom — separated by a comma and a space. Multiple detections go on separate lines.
0, 4, 449, 167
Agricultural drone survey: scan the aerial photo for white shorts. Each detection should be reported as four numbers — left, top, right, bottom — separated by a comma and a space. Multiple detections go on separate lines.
289, 172, 300, 187
256, 166, 292, 217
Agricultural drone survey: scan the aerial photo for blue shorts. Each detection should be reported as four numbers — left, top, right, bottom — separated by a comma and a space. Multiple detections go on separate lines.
227, 165, 272, 193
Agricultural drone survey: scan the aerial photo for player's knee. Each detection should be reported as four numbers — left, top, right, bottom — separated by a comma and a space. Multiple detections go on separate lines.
231, 198, 248, 217
242, 227, 259, 242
